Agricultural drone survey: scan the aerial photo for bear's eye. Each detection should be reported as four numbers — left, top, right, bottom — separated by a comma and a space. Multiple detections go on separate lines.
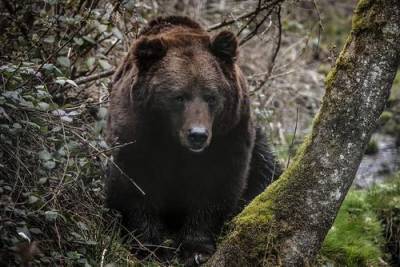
205, 95, 216, 105
175, 95, 185, 103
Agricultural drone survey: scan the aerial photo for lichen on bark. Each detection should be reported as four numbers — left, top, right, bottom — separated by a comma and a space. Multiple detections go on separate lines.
206, 0, 400, 266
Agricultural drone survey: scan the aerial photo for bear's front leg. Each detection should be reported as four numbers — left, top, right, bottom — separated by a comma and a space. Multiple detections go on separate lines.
122, 205, 173, 260
178, 206, 229, 266
180, 233, 215, 266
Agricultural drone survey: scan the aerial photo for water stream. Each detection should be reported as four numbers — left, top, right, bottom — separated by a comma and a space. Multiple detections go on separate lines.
353, 134, 400, 189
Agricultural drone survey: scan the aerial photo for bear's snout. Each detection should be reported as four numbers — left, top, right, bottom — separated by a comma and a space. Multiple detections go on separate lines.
187, 127, 209, 152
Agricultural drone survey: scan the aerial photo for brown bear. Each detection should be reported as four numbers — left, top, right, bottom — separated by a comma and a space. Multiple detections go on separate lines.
105, 16, 281, 265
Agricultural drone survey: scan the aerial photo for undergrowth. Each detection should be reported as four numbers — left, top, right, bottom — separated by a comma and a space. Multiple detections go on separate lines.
0, 0, 143, 265
0, 62, 138, 265
321, 173, 400, 266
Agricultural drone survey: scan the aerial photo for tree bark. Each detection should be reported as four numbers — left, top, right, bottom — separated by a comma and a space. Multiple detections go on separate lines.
206, 0, 400, 266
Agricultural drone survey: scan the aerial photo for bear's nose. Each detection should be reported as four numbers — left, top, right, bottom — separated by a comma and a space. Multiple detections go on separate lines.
187, 127, 208, 148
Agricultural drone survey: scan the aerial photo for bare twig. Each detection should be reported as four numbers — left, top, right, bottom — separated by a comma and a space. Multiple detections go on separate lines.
239, 9, 274, 46
85, 39, 120, 76
100, 248, 107, 267
312, 0, 324, 56
73, 69, 115, 86
236, 0, 262, 37
207, 0, 284, 31
89, 140, 135, 157
250, 5, 282, 95
286, 107, 299, 168
69, 129, 145, 195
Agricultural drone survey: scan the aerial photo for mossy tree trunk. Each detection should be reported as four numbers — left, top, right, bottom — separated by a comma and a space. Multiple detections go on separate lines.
207, 0, 400, 266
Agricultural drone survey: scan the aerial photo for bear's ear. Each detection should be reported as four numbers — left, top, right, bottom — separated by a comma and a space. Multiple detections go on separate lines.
210, 31, 238, 63
134, 37, 167, 70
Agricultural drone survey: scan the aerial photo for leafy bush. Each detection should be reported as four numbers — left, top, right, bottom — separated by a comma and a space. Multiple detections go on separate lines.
0, 0, 144, 265
0, 61, 138, 265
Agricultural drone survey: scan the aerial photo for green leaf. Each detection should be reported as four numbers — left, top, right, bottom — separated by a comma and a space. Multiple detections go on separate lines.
43, 160, 56, 170
86, 57, 96, 68
66, 251, 82, 260
21, 120, 41, 129
73, 37, 84, 46
66, 79, 78, 87
57, 57, 70, 67
97, 107, 108, 119
37, 102, 50, 111
77, 221, 88, 231
13, 123, 22, 129
43, 36, 55, 43
45, 210, 65, 222
82, 36, 96, 44
38, 177, 48, 184
112, 27, 123, 40
30, 228, 42, 235
98, 59, 112, 70
96, 23, 108, 32
51, 126, 62, 132
61, 116, 73, 122
55, 79, 66, 86
28, 195, 39, 204
43, 64, 55, 71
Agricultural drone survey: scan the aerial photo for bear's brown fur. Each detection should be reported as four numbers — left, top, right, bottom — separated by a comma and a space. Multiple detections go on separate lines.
106, 16, 281, 265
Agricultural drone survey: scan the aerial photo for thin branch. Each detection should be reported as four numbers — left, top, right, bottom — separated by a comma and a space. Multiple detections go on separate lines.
239, 9, 274, 46
88, 140, 135, 158
236, 0, 262, 37
207, 0, 284, 31
73, 69, 115, 86
312, 0, 324, 56
286, 107, 299, 168
85, 39, 120, 77
70, 129, 145, 196
250, 5, 282, 95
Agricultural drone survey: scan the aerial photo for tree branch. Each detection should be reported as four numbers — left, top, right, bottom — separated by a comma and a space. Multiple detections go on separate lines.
207, 0, 400, 265
250, 6, 282, 95
206, 0, 284, 31
73, 69, 115, 86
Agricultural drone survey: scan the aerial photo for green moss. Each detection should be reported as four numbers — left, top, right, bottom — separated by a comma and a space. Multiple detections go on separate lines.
324, 36, 354, 94
235, 198, 274, 226
352, 0, 385, 35
388, 70, 400, 103
366, 174, 400, 212
325, 67, 338, 91
321, 191, 384, 266
379, 111, 393, 124
365, 138, 379, 155
321, 174, 400, 266
356, 0, 374, 11
226, 135, 315, 265
366, 174, 400, 264
382, 116, 400, 135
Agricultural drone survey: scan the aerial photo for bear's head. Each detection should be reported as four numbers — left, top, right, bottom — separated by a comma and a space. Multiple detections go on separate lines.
113, 16, 249, 153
